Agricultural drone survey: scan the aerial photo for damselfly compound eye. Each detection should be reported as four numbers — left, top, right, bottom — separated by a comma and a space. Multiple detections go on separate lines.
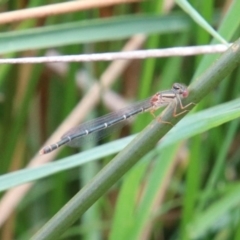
173, 83, 180, 90
172, 83, 184, 92
172, 83, 189, 98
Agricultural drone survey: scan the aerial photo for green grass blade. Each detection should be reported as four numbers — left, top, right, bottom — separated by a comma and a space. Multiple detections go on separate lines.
0, 14, 191, 54
175, 0, 228, 44
188, 184, 240, 239
194, 0, 240, 77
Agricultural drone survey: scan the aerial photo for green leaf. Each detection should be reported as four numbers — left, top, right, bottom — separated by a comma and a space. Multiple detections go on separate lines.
0, 14, 191, 54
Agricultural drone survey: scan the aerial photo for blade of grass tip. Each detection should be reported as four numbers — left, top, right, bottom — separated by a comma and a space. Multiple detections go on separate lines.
193, 0, 240, 78
31, 38, 240, 240
175, 0, 229, 45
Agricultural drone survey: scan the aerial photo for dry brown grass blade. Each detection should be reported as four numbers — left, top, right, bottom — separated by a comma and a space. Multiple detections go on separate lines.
0, 0, 141, 24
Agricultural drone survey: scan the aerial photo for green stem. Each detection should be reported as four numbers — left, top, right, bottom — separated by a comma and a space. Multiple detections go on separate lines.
31, 38, 240, 240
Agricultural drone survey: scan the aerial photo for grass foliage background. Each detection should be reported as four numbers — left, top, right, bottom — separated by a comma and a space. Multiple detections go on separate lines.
1, 0, 240, 239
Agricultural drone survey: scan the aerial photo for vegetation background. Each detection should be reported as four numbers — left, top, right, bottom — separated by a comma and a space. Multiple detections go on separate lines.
0, 0, 240, 239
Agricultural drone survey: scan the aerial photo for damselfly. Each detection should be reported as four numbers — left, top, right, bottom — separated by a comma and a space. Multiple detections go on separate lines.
40, 83, 192, 154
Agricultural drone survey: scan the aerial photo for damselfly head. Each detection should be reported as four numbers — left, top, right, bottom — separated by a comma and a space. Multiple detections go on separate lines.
172, 83, 189, 98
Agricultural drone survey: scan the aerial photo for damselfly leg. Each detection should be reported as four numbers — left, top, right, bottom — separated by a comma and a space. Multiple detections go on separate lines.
150, 83, 195, 125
